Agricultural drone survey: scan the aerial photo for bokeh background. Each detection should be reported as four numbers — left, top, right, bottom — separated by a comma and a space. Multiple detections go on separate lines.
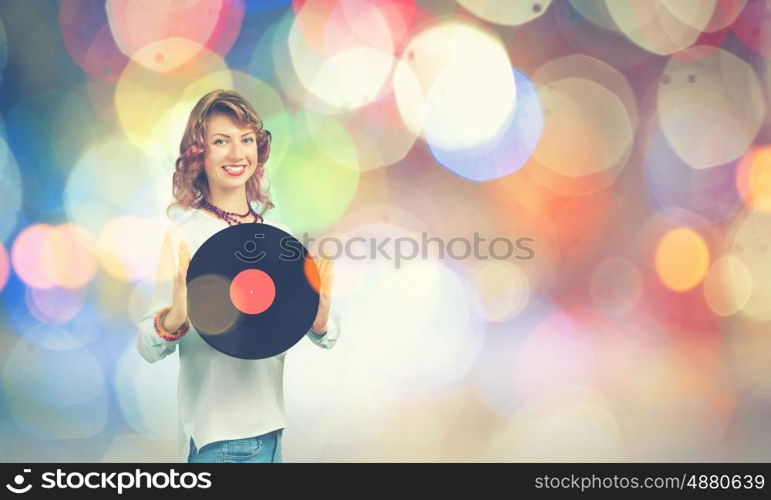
1, 0, 770, 462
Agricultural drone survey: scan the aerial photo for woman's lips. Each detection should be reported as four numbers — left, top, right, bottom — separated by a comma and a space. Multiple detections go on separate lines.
222, 164, 246, 177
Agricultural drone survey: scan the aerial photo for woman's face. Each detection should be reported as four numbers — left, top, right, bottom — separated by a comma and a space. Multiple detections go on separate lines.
202, 112, 259, 193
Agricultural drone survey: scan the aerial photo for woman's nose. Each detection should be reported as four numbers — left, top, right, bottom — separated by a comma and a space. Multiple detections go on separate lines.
227, 140, 244, 160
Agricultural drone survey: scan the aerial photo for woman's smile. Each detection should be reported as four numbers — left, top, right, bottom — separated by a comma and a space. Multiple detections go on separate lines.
222, 164, 247, 176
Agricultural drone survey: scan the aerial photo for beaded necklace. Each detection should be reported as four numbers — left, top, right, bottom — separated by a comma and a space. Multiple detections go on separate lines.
199, 199, 262, 226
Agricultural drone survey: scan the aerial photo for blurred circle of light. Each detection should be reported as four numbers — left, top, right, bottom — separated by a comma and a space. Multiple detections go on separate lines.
484, 386, 622, 461
337, 225, 485, 396
604, 0, 717, 55
0, 243, 9, 292
645, 126, 742, 225
59, 0, 129, 82
289, 0, 418, 69
590, 256, 642, 317
393, 21, 517, 150
532, 54, 639, 129
25, 286, 85, 325
288, 0, 395, 111
114, 43, 229, 152
106, 0, 243, 72
148, 67, 235, 160
204, 0, 247, 57
270, 10, 322, 111
532, 77, 633, 177
526, 54, 637, 196
98, 216, 170, 282
512, 312, 598, 401
703, 255, 752, 317
468, 260, 530, 322
182, 70, 292, 169
429, 68, 542, 182
315, 203, 433, 300
11, 224, 57, 289
730, 209, 771, 321
471, 297, 554, 417
301, 111, 366, 171
0, 135, 22, 242
336, 89, 420, 171
307, 235, 369, 302
657, 46, 765, 169
269, 112, 360, 233
736, 146, 771, 211
114, 338, 179, 438
65, 136, 168, 243
457, 0, 553, 25
187, 274, 241, 335
1, 325, 108, 439
655, 227, 710, 292
40, 224, 99, 289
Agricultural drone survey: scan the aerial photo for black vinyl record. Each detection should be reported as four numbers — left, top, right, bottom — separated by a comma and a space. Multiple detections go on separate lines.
186, 223, 320, 359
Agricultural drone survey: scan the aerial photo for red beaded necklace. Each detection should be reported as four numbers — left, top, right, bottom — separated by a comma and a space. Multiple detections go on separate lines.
199, 199, 262, 226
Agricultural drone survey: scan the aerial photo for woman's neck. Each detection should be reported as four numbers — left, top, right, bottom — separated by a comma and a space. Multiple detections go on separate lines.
205, 186, 250, 214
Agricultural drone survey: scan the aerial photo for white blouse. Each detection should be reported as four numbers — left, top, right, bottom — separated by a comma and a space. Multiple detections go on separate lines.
136, 208, 341, 462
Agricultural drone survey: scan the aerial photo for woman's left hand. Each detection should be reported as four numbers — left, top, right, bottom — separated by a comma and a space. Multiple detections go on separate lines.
311, 256, 334, 334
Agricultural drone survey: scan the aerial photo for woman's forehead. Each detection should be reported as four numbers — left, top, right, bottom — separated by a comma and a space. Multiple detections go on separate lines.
205, 112, 255, 136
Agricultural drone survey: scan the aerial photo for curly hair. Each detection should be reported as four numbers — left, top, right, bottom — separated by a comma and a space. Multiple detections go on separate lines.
167, 89, 275, 217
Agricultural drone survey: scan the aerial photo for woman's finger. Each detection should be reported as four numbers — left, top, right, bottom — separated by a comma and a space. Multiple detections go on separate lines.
178, 241, 190, 278
317, 257, 327, 275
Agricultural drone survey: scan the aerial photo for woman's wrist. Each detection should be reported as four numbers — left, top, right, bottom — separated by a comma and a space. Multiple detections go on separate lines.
155, 307, 190, 341
162, 315, 186, 333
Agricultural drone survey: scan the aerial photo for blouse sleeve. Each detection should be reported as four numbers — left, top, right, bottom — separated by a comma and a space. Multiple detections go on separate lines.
137, 226, 186, 363
305, 304, 341, 349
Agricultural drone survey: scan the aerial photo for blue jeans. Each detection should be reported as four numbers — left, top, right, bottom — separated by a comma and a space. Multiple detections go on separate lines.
187, 429, 283, 463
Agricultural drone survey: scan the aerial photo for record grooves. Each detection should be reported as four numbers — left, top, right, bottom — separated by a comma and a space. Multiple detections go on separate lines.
186, 223, 320, 359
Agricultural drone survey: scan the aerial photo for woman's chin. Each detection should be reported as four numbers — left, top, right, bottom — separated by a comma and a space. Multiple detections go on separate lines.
216, 175, 250, 189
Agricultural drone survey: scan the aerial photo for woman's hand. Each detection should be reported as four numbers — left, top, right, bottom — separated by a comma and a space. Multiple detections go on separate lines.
311, 256, 335, 334
163, 240, 191, 332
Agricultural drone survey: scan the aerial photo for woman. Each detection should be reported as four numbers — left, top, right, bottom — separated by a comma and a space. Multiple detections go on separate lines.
137, 89, 339, 463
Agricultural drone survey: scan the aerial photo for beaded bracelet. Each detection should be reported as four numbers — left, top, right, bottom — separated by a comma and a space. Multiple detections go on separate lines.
153, 306, 190, 341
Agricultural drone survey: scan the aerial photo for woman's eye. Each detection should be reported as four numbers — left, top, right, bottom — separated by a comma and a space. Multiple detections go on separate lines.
243, 137, 255, 143
213, 138, 226, 145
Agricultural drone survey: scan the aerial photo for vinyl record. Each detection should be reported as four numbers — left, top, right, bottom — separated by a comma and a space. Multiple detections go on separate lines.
186, 223, 320, 359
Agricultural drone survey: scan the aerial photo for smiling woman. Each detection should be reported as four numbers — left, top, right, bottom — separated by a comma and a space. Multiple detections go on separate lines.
136, 89, 341, 463
169, 89, 274, 221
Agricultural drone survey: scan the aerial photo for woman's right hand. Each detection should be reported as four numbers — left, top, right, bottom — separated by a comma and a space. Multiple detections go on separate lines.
163, 240, 191, 332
